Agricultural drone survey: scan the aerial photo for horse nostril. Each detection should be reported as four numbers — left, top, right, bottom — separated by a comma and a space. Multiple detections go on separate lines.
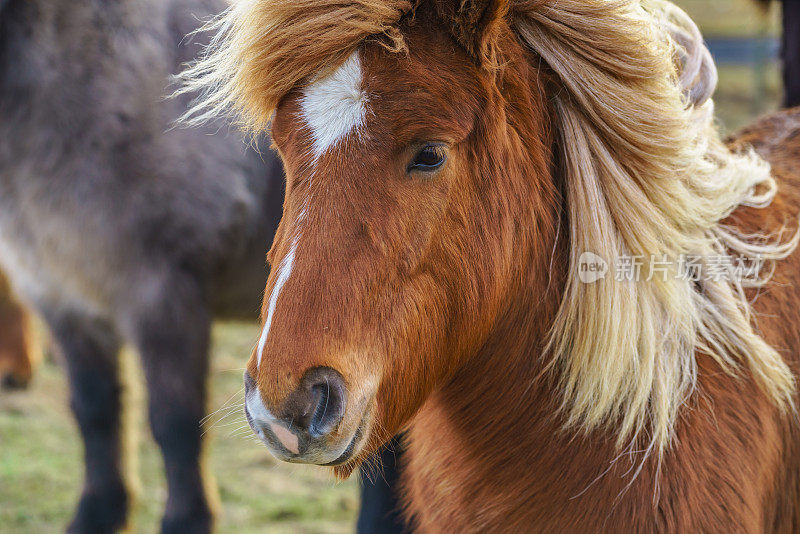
1, 373, 29, 390
287, 367, 347, 438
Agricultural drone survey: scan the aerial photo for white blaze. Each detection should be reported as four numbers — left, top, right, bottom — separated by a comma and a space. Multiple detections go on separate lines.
256, 236, 298, 367
300, 51, 367, 160
256, 53, 365, 366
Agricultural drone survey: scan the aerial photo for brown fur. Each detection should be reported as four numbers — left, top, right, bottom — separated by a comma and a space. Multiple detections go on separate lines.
185, 0, 800, 530
397, 71, 800, 534
0, 269, 39, 389
398, 106, 800, 531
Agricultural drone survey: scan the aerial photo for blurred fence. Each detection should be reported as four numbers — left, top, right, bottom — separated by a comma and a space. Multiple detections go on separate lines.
706, 37, 780, 120
705, 37, 779, 64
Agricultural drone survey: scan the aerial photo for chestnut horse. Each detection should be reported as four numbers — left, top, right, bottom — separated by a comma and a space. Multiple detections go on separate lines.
184, 0, 800, 530
0, 268, 38, 389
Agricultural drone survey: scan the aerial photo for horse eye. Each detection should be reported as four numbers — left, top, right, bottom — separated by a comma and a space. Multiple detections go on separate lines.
408, 144, 447, 174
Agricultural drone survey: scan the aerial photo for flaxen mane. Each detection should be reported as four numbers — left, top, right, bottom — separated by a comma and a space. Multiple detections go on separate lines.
180, 0, 798, 457
513, 0, 798, 456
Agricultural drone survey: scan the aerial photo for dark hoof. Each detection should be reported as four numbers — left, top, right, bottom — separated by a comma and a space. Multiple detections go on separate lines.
161, 508, 212, 534
67, 486, 128, 534
1, 373, 30, 390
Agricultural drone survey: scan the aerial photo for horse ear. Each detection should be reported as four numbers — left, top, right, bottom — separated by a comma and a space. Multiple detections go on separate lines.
434, 0, 511, 63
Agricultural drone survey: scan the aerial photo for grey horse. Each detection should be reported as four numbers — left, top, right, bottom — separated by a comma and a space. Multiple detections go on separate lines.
0, 0, 284, 531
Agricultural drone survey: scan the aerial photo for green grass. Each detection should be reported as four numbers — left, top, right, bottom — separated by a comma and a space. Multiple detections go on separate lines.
0, 322, 359, 534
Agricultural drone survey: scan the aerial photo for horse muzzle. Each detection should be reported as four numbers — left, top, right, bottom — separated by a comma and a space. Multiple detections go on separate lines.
244, 368, 371, 465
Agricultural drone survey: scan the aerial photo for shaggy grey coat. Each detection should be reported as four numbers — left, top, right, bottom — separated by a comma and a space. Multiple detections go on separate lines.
0, 0, 283, 532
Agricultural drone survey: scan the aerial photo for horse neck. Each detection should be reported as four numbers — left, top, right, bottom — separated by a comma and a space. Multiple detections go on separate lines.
405, 62, 651, 522
405, 226, 657, 527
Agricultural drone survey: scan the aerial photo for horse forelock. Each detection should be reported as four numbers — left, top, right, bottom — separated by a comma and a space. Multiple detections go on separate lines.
178, 0, 413, 132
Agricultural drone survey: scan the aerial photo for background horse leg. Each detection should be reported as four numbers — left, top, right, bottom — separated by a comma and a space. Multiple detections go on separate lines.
357, 435, 409, 534
125, 279, 214, 534
0, 270, 39, 389
45, 311, 126, 533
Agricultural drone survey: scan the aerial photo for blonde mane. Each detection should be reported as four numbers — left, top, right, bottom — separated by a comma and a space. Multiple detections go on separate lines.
180, 0, 798, 456
514, 0, 797, 455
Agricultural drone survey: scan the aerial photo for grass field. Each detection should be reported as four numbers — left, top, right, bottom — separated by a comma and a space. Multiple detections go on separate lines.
0, 323, 359, 534
0, 1, 788, 533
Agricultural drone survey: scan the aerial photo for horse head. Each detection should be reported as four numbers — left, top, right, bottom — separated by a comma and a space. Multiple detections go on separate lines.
181, 0, 796, 475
